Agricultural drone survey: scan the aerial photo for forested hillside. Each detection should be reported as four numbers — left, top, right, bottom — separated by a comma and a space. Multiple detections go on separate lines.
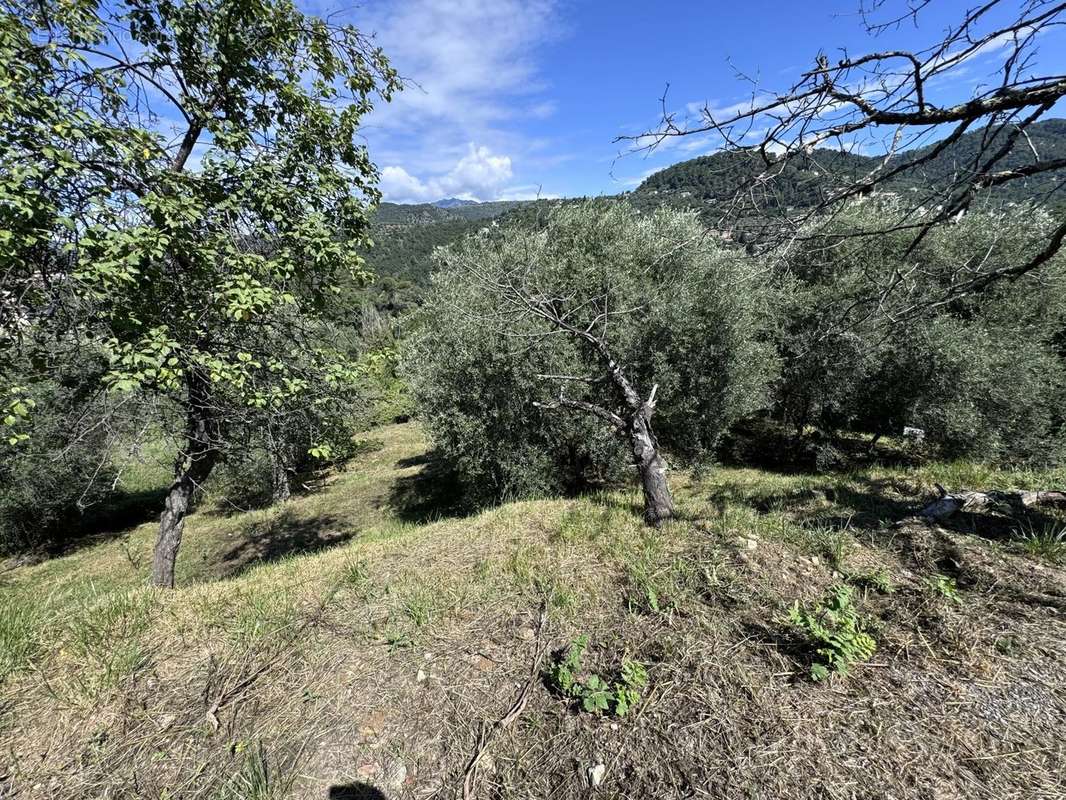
634, 119, 1066, 212
366, 120, 1066, 288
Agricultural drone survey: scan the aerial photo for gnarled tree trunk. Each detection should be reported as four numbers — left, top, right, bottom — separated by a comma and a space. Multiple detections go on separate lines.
630, 411, 674, 526
152, 372, 219, 588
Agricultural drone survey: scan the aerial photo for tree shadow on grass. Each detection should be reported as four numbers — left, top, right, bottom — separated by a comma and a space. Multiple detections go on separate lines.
704, 476, 919, 532
382, 450, 474, 524
216, 508, 359, 578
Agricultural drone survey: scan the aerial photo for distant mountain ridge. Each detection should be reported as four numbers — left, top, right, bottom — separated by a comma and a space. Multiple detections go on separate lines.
366, 119, 1066, 286
432, 197, 478, 208
633, 118, 1066, 211
374, 199, 530, 225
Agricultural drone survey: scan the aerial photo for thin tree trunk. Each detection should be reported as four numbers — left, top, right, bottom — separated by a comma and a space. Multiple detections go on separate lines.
152, 372, 218, 588
270, 445, 292, 504
630, 411, 674, 526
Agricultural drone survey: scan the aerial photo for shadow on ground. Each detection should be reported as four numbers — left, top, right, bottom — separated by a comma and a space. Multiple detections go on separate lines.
383, 450, 472, 523
705, 476, 918, 531
216, 508, 358, 577
328, 784, 386, 799
2, 486, 171, 569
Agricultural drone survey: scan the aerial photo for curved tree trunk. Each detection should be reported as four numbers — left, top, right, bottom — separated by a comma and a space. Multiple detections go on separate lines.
631, 411, 674, 526
152, 372, 219, 588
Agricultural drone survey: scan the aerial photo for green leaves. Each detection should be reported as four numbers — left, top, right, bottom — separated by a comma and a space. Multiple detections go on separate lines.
3, 0, 399, 479
546, 636, 648, 718
2, 387, 36, 446
789, 584, 877, 681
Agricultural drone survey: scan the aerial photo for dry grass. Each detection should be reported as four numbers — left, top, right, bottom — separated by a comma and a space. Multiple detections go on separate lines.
1, 422, 1065, 799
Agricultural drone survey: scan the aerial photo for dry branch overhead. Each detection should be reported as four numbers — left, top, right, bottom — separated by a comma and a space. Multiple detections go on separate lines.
621, 0, 1066, 318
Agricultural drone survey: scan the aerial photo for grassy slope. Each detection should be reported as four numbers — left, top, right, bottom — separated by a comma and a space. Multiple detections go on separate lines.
2, 423, 1065, 799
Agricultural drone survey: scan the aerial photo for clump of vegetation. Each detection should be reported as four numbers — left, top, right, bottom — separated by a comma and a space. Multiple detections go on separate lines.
546, 635, 648, 716
1016, 521, 1066, 564
845, 567, 895, 595
408, 200, 774, 520
218, 741, 296, 800
0, 367, 118, 555
0, 593, 44, 681
926, 574, 963, 604
788, 585, 877, 681
771, 206, 1066, 464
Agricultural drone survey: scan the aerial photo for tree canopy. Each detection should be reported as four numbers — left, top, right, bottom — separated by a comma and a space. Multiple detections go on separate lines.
0, 0, 399, 584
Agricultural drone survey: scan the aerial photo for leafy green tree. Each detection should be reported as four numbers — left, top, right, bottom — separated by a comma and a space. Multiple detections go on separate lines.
409, 201, 773, 524
1, 0, 398, 585
774, 203, 1066, 462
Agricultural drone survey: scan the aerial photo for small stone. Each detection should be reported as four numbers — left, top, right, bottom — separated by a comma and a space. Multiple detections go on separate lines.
382, 760, 408, 791
810, 556, 820, 566
423, 652, 434, 661
745, 538, 758, 550
416, 669, 428, 682
356, 762, 380, 779
588, 763, 606, 788
517, 627, 536, 641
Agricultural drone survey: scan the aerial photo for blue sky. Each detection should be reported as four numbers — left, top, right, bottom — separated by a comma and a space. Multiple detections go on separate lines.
330, 1, 1066, 204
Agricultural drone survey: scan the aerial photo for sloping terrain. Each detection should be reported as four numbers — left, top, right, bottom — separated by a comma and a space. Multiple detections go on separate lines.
2, 424, 1065, 799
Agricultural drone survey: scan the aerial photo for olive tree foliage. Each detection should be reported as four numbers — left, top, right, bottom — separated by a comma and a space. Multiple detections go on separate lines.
408, 201, 775, 523
0, 0, 399, 585
774, 202, 1066, 461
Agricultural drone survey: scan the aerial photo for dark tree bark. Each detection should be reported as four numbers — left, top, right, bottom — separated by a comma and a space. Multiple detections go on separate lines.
269, 438, 293, 504
152, 371, 219, 588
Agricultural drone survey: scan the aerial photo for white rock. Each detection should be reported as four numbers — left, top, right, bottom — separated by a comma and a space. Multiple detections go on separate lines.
588, 763, 606, 787
416, 669, 428, 682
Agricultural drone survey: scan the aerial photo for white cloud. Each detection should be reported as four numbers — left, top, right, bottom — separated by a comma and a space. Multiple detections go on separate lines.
378, 166, 436, 204
499, 184, 557, 201
355, 0, 564, 187
379, 143, 514, 203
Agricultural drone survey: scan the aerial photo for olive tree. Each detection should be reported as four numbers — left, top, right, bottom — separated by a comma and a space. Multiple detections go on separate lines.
409, 201, 774, 525
1, 0, 399, 586
773, 202, 1066, 461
